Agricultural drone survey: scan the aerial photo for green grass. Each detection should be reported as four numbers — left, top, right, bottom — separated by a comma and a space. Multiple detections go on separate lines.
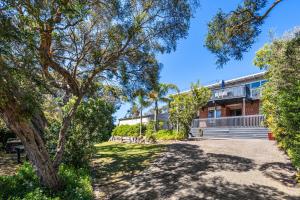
92, 142, 165, 183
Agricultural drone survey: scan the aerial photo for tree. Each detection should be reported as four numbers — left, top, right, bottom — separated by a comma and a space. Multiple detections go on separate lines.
46, 95, 117, 167
254, 29, 300, 170
0, 0, 199, 188
206, 0, 283, 67
149, 83, 179, 132
135, 90, 151, 136
169, 82, 211, 136
126, 103, 140, 118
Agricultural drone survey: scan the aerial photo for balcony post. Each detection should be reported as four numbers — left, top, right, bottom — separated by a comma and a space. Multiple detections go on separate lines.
242, 98, 246, 116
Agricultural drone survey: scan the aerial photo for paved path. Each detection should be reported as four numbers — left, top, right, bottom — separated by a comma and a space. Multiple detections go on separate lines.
97, 140, 300, 200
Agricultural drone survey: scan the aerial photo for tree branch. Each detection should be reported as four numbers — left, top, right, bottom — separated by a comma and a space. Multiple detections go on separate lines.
53, 94, 83, 169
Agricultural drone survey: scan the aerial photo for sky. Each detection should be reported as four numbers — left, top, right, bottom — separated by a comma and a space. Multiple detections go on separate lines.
114, 0, 300, 122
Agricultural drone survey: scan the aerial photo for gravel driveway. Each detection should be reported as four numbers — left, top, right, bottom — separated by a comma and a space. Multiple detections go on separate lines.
102, 139, 300, 200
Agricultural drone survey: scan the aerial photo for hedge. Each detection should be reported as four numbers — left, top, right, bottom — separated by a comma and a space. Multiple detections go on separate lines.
112, 124, 186, 141
112, 124, 145, 137
154, 130, 185, 140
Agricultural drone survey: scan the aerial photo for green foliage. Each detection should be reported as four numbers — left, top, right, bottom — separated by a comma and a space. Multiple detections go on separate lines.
145, 121, 164, 134
254, 31, 300, 175
148, 83, 179, 131
206, 0, 282, 67
112, 124, 145, 137
0, 119, 15, 149
46, 98, 116, 167
1, 0, 198, 187
57, 166, 93, 200
154, 130, 185, 140
0, 162, 93, 200
169, 82, 211, 136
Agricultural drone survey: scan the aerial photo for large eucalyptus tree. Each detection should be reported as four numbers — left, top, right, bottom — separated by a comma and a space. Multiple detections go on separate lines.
206, 0, 284, 67
0, 0, 199, 188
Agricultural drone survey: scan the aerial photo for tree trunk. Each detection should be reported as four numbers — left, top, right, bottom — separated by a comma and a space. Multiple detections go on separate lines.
140, 106, 143, 136
154, 101, 158, 132
0, 104, 60, 189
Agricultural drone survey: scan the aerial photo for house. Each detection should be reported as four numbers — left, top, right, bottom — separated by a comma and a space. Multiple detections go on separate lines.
119, 113, 169, 127
191, 71, 270, 139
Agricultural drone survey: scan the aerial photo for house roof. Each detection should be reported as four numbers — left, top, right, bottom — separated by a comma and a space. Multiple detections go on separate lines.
176, 71, 267, 95
119, 113, 169, 121
119, 114, 154, 121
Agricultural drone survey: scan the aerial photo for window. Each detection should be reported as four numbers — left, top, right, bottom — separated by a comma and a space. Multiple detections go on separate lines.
208, 108, 221, 118
216, 109, 221, 118
261, 80, 267, 85
251, 81, 261, 88
208, 110, 214, 118
247, 80, 267, 98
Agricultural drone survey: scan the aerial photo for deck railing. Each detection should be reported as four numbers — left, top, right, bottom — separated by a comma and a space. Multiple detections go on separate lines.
191, 115, 265, 128
211, 85, 247, 100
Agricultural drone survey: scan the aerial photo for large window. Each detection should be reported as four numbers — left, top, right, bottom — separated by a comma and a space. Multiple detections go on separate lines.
216, 109, 222, 118
208, 110, 214, 118
246, 79, 267, 98
208, 108, 222, 118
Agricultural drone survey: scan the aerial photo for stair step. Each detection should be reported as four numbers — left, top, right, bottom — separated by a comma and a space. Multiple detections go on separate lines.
190, 127, 269, 139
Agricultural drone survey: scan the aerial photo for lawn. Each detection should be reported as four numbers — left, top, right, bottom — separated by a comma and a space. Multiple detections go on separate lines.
92, 142, 165, 182
91, 142, 165, 198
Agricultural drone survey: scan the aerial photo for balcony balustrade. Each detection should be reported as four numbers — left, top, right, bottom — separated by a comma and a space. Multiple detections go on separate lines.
191, 115, 265, 128
211, 85, 247, 100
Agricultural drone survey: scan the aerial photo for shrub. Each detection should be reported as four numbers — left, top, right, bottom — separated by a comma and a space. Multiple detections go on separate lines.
145, 121, 164, 135
45, 97, 116, 167
154, 130, 185, 140
112, 124, 145, 137
0, 162, 93, 200
254, 31, 300, 179
0, 119, 15, 149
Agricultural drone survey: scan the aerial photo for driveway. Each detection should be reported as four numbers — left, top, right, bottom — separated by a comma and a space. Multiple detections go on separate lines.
100, 139, 300, 200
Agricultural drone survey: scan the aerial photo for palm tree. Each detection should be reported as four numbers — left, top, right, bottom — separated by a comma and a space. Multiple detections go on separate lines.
126, 103, 140, 118
135, 90, 151, 136
149, 83, 179, 132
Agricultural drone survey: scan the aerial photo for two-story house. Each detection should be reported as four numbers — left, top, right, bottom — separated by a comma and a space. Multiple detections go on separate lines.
191, 71, 270, 139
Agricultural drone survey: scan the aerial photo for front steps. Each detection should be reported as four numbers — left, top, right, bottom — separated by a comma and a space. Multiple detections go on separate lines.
190, 127, 269, 139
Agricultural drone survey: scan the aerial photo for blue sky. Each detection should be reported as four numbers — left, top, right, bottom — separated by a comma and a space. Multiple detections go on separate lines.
115, 0, 300, 121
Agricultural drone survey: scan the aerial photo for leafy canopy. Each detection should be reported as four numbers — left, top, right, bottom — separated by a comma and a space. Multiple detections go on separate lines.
254, 29, 300, 170
206, 0, 283, 67
169, 82, 211, 135
0, 0, 199, 172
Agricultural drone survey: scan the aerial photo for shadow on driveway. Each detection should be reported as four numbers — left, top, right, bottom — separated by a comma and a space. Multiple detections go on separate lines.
95, 143, 299, 200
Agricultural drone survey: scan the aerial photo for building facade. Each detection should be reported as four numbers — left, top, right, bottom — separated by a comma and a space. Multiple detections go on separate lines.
119, 113, 169, 127
198, 72, 266, 119
191, 72, 269, 138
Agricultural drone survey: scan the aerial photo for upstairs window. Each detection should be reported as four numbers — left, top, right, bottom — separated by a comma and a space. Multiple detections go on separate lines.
247, 79, 267, 98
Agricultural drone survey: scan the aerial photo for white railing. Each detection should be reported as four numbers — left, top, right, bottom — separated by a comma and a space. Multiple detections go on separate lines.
211, 85, 247, 100
192, 115, 265, 128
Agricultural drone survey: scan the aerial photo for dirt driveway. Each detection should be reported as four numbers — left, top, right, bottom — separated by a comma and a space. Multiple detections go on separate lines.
100, 139, 300, 200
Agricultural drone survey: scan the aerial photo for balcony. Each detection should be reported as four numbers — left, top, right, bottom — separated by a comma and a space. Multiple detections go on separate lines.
211, 85, 247, 101
191, 115, 265, 128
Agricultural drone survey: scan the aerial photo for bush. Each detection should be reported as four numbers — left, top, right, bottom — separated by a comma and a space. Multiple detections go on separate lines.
45, 97, 116, 167
254, 31, 300, 179
112, 124, 145, 137
0, 162, 93, 200
0, 119, 15, 149
154, 130, 185, 140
